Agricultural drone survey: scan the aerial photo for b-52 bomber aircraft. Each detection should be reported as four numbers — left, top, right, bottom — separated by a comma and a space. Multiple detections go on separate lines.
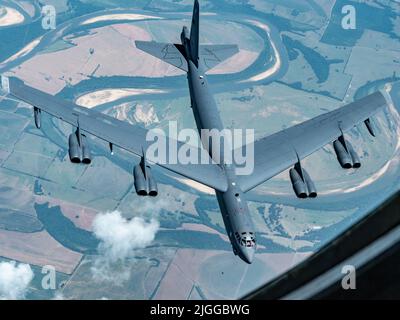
0, 0, 390, 263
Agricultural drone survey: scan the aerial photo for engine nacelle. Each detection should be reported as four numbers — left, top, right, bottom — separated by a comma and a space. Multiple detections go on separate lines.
365, 118, 376, 137
303, 169, 317, 198
133, 163, 158, 197
134, 164, 148, 196
333, 138, 361, 169
34, 107, 41, 129
347, 143, 361, 168
290, 168, 308, 199
333, 139, 352, 169
81, 135, 92, 165
290, 165, 318, 199
68, 133, 81, 163
146, 168, 158, 197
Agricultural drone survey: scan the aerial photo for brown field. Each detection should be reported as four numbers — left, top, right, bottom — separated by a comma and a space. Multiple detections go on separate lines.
0, 229, 82, 274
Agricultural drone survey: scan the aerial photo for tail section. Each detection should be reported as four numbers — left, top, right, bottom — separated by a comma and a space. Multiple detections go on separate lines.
189, 0, 200, 66
135, 0, 239, 72
135, 0, 200, 70
134, 41, 188, 72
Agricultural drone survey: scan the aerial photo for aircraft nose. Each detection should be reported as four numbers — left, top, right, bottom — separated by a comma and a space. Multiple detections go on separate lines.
241, 247, 255, 264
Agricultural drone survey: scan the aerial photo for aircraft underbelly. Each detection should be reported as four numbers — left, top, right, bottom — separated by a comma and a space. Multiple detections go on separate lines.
188, 62, 223, 132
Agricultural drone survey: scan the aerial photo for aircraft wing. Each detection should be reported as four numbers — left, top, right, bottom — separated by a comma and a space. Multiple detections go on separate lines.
200, 44, 239, 71
2, 76, 228, 192
237, 92, 388, 192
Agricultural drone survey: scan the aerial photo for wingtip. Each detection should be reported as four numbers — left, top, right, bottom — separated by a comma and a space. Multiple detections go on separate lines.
134, 40, 153, 49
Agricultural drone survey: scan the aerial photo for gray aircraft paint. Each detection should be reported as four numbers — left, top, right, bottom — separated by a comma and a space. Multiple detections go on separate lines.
134, 0, 387, 263
2, 0, 389, 264
170, 0, 256, 263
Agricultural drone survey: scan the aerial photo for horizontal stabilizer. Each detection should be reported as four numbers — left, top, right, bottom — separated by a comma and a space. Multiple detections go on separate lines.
200, 44, 239, 71
135, 41, 239, 73
135, 41, 188, 72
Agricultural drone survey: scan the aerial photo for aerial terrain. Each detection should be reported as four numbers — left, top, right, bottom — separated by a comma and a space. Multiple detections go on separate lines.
0, 0, 399, 299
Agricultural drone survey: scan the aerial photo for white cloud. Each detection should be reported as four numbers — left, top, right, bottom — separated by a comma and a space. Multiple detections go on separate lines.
91, 210, 160, 284
93, 211, 159, 261
52, 292, 65, 300
0, 261, 34, 300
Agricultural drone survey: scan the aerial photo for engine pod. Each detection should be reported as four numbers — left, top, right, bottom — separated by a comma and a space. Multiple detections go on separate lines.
81, 135, 92, 165
290, 168, 308, 199
146, 167, 158, 197
333, 139, 352, 169
347, 142, 361, 168
302, 169, 317, 198
134, 164, 148, 196
34, 107, 41, 129
68, 133, 81, 163
365, 118, 376, 137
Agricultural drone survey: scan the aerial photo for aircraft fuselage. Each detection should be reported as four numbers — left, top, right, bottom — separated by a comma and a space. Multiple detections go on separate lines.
184, 43, 256, 263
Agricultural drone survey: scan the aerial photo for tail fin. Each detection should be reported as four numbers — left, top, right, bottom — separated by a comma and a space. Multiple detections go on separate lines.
189, 0, 200, 66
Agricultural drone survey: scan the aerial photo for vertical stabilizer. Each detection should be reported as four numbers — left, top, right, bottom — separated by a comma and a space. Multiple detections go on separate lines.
190, 0, 200, 66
